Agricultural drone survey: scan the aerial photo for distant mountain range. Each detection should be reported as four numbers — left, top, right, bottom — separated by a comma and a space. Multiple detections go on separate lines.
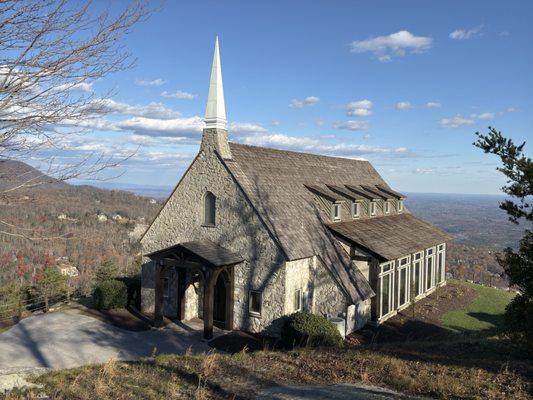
0, 160, 525, 250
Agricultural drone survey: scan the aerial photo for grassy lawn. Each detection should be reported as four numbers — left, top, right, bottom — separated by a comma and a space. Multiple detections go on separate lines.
441, 280, 515, 334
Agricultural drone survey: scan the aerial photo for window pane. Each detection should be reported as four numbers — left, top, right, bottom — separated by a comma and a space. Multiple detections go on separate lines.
426, 257, 433, 290
294, 289, 301, 311
204, 192, 216, 225
381, 274, 390, 317
250, 291, 261, 314
400, 268, 407, 305
415, 262, 421, 296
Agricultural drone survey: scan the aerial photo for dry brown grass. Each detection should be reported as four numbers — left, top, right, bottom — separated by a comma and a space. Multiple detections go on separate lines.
3, 336, 531, 400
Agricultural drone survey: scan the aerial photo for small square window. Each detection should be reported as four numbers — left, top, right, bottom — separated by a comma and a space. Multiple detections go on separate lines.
352, 202, 360, 218
370, 201, 377, 216
294, 289, 302, 311
249, 290, 262, 316
385, 201, 390, 214
398, 200, 404, 212
332, 203, 341, 220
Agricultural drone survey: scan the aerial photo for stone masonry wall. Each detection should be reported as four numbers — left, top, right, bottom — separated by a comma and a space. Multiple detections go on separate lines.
140, 145, 286, 334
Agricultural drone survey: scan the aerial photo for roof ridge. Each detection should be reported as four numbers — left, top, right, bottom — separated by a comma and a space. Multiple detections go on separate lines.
228, 141, 371, 163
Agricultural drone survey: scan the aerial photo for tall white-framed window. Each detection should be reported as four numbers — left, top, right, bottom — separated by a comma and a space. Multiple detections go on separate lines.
332, 203, 341, 221
378, 261, 395, 320
351, 201, 360, 218
412, 251, 424, 298
370, 201, 377, 216
398, 200, 404, 212
397, 256, 411, 309
294, 289, 302, 312
385, 200, 391, 214
436, 243, 446, 284
425, 247, 436, 291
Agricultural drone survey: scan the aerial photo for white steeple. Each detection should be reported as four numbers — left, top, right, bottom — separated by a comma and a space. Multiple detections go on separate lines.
204, 36, 227, 130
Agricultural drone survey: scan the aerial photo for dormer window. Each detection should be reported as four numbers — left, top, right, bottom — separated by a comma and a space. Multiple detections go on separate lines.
351, 201, 360, 218
398, 200, 404, 212
202, 191, 216, 226
370, 201, 377, 216
332, 203, 341, 221
384, 200, 391, 214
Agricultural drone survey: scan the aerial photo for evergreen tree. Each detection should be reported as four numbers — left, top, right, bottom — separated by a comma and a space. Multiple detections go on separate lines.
95, 258, 118, 284
474, 127, 532, 349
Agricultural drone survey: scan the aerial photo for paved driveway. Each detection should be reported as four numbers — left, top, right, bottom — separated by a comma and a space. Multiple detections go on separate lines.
0, 312, 210, 370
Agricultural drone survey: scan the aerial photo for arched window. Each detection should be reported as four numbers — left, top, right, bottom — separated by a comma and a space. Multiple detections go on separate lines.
203, 191, 216, 226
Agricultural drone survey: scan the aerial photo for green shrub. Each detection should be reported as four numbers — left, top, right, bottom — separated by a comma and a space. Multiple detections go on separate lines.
504, 294, 533, 353
93, 279, 127, 310
117, 275, 141, 309
281, 311, 343, 348
95, 259, 118, 284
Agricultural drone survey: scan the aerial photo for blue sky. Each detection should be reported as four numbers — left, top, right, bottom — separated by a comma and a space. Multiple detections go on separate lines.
60, 1, 532, 194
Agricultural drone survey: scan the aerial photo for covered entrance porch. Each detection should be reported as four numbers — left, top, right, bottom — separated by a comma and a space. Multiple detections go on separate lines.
146, 240, 243, 339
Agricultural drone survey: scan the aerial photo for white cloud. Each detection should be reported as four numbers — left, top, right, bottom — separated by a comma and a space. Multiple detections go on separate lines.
506, 107, 519, 112
161, 90, 197, 100
349, 30, 433, 62
135, 78, 167, 86
471, 112, 495, 120
55, 81, 94, 93
116, 116, 204, 138
242, 133, 409, 158
439, 115, 475, 128
289, 96, 320, 108
395, 101, 413, 110
425, 102, 441, 108
346, 99, 373, 117
414, 168, 434, 174
449, 25, 484, 40
332, 120, 369, 131
228, 122, 268, 135
97, 99, 182, 119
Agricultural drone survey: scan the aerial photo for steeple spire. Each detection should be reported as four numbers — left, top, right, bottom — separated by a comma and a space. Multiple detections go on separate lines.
204, 36, 226, 130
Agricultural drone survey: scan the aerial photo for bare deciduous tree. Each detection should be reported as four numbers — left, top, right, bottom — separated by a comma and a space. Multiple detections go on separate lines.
0, 0, 152, 239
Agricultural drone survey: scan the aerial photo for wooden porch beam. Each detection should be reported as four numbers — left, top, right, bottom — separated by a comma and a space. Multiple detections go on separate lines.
153, 262, 164, 327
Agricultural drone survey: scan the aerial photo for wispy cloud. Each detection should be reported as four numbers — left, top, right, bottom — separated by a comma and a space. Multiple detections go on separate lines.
346, 99, 373, 116
449, 25, 484, 40
55, 81, 94, 93
395, 101, 413, 110
97, 99, 182, 119
242, 133, 409, 159
161, 90, 197, 100
439, 114, 475, 128
425, 102, 441, 108
349, 30, 433, 62
414, 168, 434, 174
333, 120, 369, 131
471, 112, 495, 120
135, 78, 167, 86
289, 96, 320, 108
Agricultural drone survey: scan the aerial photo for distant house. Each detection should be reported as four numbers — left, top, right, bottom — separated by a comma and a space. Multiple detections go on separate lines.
140, 38, 451, 339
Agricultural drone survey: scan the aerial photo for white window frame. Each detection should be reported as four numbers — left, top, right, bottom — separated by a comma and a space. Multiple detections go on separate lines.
385, 200, 391, 214
249, 290, 262, 317
412, 251, 424, 298
294, 288, 302, 312
332, 203, 341, 221
425, 247, 436, 292
370, 201, 377, 216
436, 243, 446, 284
351, 201, 360, 219
378, 261, 395, 320
398, 200, 404, 212
397, 256, 411, 309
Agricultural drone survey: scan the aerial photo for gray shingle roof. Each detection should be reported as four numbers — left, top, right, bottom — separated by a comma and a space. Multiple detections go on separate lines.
327, 214, 452, 261
222, 143, 405, 302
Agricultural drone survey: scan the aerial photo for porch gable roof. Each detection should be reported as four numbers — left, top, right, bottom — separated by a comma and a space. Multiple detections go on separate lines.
145, 240, 244, 267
